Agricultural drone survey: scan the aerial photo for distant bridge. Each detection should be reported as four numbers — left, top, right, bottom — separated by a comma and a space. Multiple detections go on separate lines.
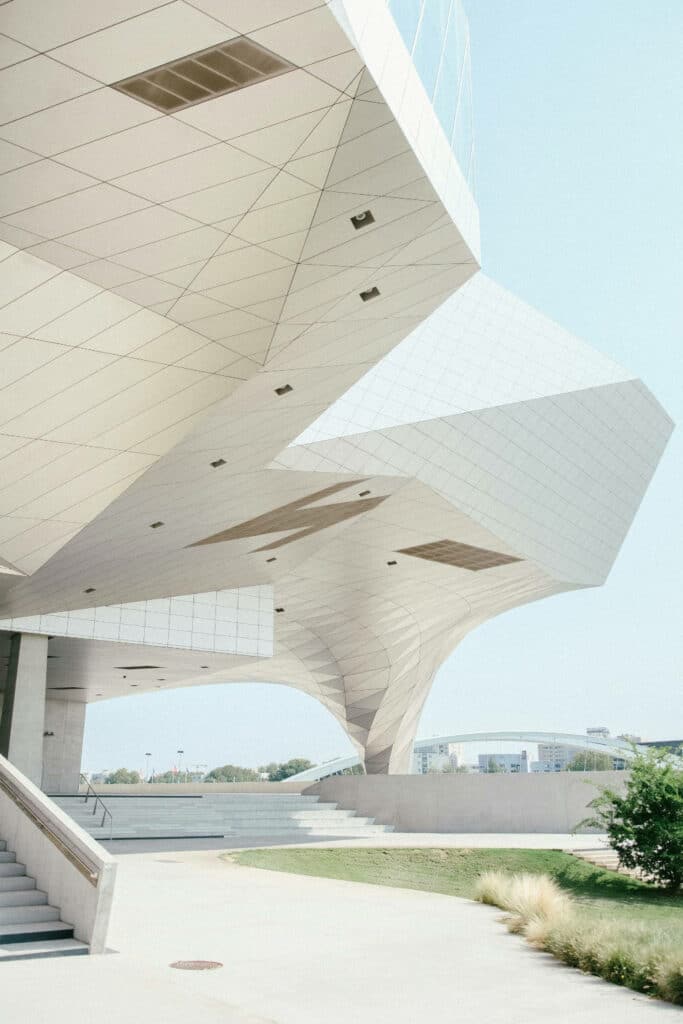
286, 731, 644, 783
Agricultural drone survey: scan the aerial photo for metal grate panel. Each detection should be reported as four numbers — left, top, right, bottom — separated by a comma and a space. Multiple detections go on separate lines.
114, 37, 294, 113
397, 539, 522, 571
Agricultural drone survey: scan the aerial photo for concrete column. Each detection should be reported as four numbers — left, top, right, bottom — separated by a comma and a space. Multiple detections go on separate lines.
0, 632, 48, 785
42, 699, 86, 794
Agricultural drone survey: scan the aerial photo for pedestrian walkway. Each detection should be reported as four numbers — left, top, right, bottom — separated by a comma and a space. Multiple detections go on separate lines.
0, 845, 677, 1023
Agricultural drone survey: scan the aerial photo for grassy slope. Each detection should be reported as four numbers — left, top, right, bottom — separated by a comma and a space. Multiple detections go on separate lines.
230, 847, 683, 942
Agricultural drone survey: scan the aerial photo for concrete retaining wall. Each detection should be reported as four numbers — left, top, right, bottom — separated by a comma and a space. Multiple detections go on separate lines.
305, 772, 629, 833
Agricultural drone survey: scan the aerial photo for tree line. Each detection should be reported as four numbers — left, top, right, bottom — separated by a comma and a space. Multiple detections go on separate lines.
99, 758, 333, 784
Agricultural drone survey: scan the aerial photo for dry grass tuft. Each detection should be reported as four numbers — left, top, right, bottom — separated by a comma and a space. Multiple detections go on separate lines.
474, 871, 683, 1005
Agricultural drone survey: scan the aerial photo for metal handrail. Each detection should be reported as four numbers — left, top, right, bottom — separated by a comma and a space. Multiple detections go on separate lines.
80, 774, 113, 840
0, 771, 100, 886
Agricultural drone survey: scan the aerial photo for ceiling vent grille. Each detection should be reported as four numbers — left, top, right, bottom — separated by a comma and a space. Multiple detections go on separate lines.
397, 540, 522, 571
114, 37, 294, 113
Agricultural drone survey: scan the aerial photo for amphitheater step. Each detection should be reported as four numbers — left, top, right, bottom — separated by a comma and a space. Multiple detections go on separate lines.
55, 793, 393, 842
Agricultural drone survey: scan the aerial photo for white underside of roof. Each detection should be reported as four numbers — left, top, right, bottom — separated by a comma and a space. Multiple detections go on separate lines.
0, 1, 672, 772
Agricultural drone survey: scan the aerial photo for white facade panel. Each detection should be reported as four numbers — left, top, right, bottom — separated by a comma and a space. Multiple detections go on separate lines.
0, 1, 672, 775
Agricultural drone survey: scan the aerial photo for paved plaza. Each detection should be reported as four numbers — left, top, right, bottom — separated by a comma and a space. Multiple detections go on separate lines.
0, 840, 678, 1024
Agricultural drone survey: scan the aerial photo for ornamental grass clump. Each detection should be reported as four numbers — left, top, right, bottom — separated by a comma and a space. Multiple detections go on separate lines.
474, 871, 683, 1005
476, 871, 572, 934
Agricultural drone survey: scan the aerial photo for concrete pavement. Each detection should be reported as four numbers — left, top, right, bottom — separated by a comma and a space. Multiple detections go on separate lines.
0, 843, 679, 1023
103, 830, 609, 855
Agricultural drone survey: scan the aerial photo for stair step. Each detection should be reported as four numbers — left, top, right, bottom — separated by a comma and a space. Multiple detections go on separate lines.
0, 851, 13, 863
105, 833, 222, 841
0, 889, 47, 908
0, 863, 25, 877
0, 904, 60, 925
0, 841, 6, 852
57, 794, 392, 842
0, 875, 36, 893
0, 920, 74, 944
0, 938, 88, 961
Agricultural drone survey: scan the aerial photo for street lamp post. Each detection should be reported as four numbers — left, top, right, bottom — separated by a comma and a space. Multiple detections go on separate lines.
145, 752, 152, 783
177, 749, 184, 783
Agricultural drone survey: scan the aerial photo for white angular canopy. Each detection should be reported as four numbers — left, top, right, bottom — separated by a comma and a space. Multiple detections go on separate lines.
0, 0, 671, 772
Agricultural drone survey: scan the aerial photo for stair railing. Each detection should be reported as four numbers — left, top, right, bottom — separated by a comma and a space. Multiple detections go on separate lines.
79, 774, 113, 840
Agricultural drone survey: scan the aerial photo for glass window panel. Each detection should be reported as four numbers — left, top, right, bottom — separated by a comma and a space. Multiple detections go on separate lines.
412, 0, 451, 99
453, 0, 468, 87
432, 2, 460, 140
452, 50, 473, 184
387, 0, 475, 193
388, 0, 423, 53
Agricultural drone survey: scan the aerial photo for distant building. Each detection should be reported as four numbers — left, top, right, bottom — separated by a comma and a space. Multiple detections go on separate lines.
641, 739, 683, 756
534, 728, 631, 771
477, 750, 530, 773
413, 742, 462, 774
535, 742, 584, 772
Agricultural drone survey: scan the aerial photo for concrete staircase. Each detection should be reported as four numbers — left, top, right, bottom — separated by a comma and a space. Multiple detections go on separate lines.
53, 793, 393, 842
569, 848, 642, 878
0, 838, 87, 961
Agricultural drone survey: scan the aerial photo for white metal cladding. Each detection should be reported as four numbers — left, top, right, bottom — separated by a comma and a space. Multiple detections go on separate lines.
0, 1, 672, 773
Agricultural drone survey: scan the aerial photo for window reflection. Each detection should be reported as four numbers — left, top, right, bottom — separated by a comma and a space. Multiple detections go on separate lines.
387, 0, 475, 192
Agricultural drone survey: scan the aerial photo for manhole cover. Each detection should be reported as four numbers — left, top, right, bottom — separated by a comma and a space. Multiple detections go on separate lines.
170, 960, 223, 971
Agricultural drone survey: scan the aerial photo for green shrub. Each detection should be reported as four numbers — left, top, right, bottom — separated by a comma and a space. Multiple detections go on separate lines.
581, 747, 683, 892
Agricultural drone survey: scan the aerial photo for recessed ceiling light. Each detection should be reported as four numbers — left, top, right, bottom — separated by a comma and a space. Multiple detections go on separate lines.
150, 521, 164, 529
360, 287, 380, 302
387, 560, 397, 566
158, 678, 166, 682
275, 607, 285, 613
210, 458, 226, 468
359, 490, 370, 496
266, 557, 276, 563
351, 210, 375, 230
113, 37, 294, 114
130, 684, 138, 687
200, 666, 209, 669
274, 384, 293, 396
84, 587, 96, 594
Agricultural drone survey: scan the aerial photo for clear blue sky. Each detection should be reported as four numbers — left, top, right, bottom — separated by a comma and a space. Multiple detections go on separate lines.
83, 1, 682, 775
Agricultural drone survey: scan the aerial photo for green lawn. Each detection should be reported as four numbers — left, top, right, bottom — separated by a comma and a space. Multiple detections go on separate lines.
230, 847, 683, 942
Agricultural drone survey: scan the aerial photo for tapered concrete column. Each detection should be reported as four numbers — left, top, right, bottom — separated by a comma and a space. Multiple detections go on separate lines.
0, 632, 48, 785
42, 699, 86, 794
